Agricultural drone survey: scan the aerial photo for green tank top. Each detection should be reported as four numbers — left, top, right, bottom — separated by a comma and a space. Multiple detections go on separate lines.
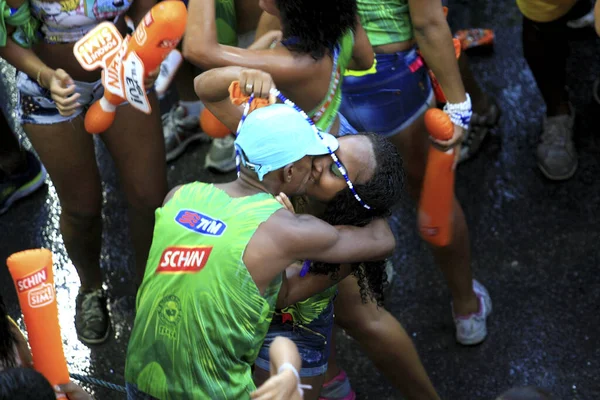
309, 30, 355, 132
216, 0, 238, 46
357, 0, 413, 47
125, 182, 283, 399
281, 285, 337, 325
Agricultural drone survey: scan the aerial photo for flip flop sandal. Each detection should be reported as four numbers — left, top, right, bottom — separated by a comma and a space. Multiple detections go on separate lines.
459, 96, 501, 163
454, 28, 495, 51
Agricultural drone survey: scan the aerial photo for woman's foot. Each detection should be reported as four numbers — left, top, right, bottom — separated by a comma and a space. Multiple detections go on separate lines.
453, 280, 492, 346
319, 370, 356, 400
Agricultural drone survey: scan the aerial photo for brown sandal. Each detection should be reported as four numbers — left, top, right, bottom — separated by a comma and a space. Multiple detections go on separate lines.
459, 96, 501, 163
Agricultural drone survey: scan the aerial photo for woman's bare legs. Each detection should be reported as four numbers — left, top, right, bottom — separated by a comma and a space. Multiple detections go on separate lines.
25, 117, 107, 344
323, 276, 441, 400
101, 93, 168, 283
24, 117, 103, 290
389, 100, 479, 318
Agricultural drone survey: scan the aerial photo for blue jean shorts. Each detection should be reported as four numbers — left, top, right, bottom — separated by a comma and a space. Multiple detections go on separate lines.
16, 71, 103, 125
255, 302, 335, 377
340, 47, 434, 137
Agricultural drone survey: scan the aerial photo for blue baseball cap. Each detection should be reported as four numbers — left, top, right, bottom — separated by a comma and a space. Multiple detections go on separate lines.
234, 104, 339, 181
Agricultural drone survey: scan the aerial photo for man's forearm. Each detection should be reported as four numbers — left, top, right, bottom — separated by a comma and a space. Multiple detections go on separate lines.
194, 66, 244, 102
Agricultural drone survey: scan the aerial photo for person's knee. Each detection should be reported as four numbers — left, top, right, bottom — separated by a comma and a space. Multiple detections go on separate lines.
60, 207, 102, 230
336, 304, 388, 339
59, 191, 103, 221
124, 181, 167, 212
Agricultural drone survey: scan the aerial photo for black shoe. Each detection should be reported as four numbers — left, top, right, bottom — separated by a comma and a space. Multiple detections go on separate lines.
75, 289, 111, 345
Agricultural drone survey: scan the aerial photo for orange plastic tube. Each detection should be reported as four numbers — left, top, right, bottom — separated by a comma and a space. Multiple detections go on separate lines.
199, 108, 231, 138
6, 249, 69, 397
85, 0, 188, 134
418, 109, 456, 247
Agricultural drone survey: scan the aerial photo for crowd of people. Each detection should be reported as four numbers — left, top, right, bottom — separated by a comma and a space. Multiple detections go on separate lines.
0, 0, 597, 398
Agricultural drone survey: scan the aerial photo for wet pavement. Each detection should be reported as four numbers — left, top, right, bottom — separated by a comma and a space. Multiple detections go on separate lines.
1, 0, 600, 399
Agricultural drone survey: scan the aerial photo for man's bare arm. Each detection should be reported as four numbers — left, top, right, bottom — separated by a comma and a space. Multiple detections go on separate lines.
276, 263, 354, 309
263, 210, 395, 266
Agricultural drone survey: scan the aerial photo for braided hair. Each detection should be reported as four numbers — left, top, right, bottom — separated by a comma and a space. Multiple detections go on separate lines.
309, 133, 404, 306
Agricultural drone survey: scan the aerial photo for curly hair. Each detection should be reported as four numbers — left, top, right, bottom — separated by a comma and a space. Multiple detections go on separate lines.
0, 294, 17, 369
309, 133, 404, 306
275, 0, 357, 59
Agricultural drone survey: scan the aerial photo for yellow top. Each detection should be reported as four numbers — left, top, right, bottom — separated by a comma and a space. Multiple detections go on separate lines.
516, 0, 578, 22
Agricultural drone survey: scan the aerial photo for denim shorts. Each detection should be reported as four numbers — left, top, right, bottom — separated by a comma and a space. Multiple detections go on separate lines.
337, 112, 359, 136
340, 47, 434, 137
255, 302, 335, 377
16, 71, 103, 125
126, 383, 158, 400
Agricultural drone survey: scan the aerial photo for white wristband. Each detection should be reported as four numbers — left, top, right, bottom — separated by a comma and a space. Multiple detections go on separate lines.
443, 93, 473, 130
278, 363, 313, 396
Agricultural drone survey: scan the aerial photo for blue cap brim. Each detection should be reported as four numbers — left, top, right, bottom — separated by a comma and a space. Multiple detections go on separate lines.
304, 131, 339, 156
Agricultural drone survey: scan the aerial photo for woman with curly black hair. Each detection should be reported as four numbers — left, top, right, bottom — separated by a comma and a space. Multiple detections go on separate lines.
183, 0, 374, 135
252, 133, 405, 400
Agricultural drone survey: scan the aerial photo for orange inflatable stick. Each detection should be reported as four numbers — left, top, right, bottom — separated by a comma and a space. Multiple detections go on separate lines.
424, 108, 454, 141
74, 0, 188, 134
199, 108, 231, 139
6, 249, 69, 398
197, 81, 272, 138
426, 38, 462, 104
418, 109, 456, 247
228, 81, 271, 111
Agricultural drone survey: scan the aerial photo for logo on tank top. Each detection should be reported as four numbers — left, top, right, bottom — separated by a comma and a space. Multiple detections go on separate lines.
157, 294, 182, 340
156, 246, 213, 273
175, 210, 227, 236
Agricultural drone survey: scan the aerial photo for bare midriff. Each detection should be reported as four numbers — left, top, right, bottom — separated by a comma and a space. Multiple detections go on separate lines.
33, 18, 128, 82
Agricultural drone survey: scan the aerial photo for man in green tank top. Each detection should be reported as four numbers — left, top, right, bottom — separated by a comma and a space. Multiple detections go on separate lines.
125, 95, 395, 399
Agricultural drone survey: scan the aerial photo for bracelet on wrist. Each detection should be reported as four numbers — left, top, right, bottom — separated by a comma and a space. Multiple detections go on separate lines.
278, 363, 313, 396
36, 67, 51, 89
443, 93, 472, 130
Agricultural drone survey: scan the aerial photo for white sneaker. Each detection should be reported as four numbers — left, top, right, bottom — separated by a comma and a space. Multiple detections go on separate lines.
453, 280, 492, 345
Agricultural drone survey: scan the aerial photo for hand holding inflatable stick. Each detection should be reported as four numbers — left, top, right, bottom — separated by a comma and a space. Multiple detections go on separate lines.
200, 81, 274, 138
418, 109, 456, 247
73, 0, 187, 134
6, 249, 70, 399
